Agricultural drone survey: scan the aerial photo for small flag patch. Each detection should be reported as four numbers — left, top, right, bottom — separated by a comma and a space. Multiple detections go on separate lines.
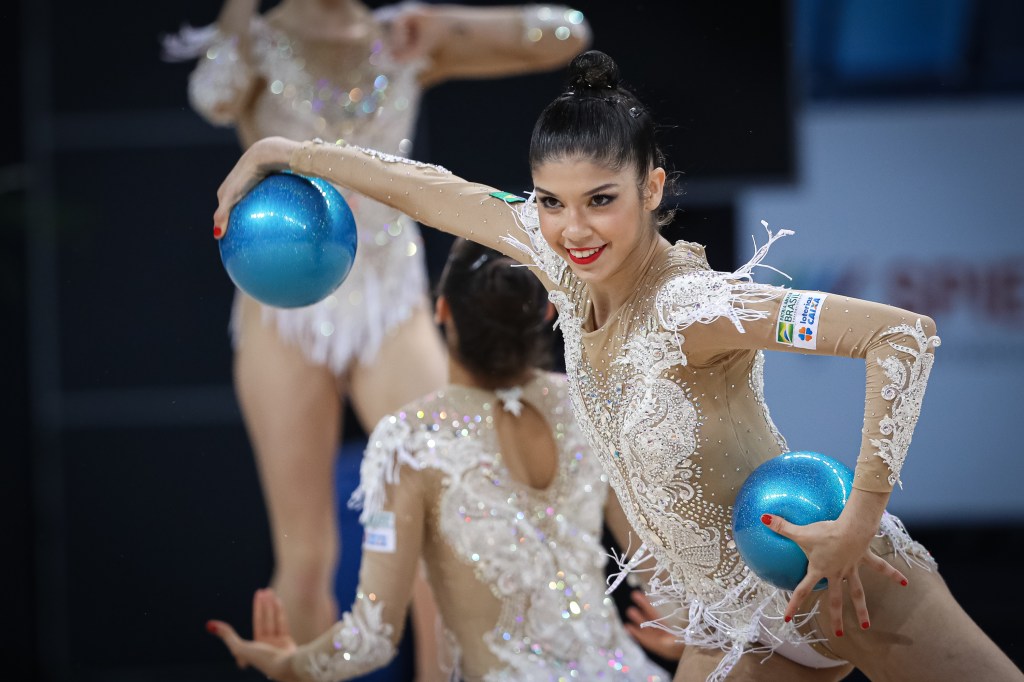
489, 191, 526, 204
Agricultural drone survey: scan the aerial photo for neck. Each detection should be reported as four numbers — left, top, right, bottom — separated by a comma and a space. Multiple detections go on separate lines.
448, 356, 533, 392
588, 229, 670, 328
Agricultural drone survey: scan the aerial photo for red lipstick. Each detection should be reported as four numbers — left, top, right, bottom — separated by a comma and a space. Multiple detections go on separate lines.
567, 245, 606, 265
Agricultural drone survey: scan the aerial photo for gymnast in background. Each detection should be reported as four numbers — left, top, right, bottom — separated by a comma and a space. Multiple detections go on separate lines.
206, 240, 672, 681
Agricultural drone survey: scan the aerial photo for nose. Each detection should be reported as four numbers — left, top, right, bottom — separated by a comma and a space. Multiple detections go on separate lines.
561, 207, 591, 244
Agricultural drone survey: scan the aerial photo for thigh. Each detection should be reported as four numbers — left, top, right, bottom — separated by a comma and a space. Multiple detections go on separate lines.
233, 294, 343, 542
674, 646, 853, 682
348, 305, 448, 430
812, 548, 1023, 682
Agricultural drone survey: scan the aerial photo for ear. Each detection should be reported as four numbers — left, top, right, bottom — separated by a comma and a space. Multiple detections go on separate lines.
434, 296, 450, 325
643, 167, 667, 212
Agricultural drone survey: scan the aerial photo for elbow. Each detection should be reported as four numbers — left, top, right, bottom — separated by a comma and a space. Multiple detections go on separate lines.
918, 314, 938, 340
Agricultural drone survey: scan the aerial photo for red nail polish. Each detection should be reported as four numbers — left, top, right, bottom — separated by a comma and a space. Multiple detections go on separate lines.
835, 630, 844, 637
784, 615, 792, 623
213, 225, 223, 238
761, 514, 773, 525
206, 620, 218, 634
901, 579, 908, 586
861, 621, 870, 630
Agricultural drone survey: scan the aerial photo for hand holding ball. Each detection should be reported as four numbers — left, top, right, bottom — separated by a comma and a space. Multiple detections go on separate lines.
219, 172, 358, 308
732, 451, 854, 591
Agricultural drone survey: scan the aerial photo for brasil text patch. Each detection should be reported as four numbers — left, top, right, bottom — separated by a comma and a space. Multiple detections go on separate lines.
776, 291, 828, 350
363, 511, 396, 554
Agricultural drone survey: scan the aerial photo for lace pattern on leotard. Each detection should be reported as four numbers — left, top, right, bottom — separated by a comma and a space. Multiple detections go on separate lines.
871, 320, 941, 488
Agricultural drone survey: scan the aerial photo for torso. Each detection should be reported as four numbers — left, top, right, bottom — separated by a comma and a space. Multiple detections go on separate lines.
367, 373, 666, 681
236, 14, 423, 153
554, 244, 788, 599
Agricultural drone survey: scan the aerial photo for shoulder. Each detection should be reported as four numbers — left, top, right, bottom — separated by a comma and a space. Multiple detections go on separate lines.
652, 241, 786, 333
364, 387, 481, 471
365, 390, 447, 456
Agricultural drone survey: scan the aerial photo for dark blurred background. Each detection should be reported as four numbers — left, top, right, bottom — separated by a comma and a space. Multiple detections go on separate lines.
3, 0, 1022, 680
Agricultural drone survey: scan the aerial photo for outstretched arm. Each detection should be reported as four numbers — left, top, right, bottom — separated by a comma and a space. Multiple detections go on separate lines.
384, 4, 590, 88
213, 136, 559, 287
207, 447, 431, 681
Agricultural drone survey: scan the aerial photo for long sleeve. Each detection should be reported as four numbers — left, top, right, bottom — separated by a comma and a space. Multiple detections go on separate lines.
288, 140, 562, 288
676, 283, 939, 494
287, 428, 430, 681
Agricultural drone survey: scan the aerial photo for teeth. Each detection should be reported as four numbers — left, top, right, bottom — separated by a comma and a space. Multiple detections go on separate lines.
570, 247, 601, 258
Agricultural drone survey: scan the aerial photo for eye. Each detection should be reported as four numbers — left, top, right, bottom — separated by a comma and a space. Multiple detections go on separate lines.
590, 193, 616, 207
539, 196, 562, 210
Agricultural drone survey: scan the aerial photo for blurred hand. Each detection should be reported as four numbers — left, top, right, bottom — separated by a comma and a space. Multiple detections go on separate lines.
206, 588, 299, 681
623, 591, 685, 663
381, 3, 443, 63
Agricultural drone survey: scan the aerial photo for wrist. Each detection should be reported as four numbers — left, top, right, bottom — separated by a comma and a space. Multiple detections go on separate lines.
838, 488, 889, 536
253, 136, 299, 172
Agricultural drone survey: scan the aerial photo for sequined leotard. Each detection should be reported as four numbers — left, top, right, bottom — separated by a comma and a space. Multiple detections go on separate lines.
168, 12, 428, 369
287, 141, 939, 680
288, 372, 668, 681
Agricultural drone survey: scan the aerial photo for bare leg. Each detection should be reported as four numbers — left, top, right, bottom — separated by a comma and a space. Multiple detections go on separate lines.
349, 304, 449, 682
234, 294, 342, 645
813, 548, 1023, 682
674, 646, 854, 681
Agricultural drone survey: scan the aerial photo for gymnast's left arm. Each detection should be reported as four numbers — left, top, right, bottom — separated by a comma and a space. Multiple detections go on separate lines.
382, 4, 591, 87
682, 287, 939, 630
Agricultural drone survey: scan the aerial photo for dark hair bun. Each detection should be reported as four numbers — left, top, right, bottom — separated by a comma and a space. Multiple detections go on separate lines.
566, 50, 620, 91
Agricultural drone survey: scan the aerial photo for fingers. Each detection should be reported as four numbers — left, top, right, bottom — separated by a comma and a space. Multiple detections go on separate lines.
760, 513, 795, 539
205, 620, 248, 669
254, 589, 272, 640
826, 577, 845, 637
271, 590, 290, 639
783, 573, 819, 623
866, 551, 909, 587
629, 590, 661, 621
846, 571, 870, 632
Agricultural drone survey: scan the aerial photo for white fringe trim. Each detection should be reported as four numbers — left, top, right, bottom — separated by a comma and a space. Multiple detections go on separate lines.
607, 509, 930, 681
229, 252, 429, 375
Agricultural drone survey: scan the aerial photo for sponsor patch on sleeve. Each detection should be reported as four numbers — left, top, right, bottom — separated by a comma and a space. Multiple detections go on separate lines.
489, 190, 526, 204
775, 291, 829, 350
363, 511, 397, 554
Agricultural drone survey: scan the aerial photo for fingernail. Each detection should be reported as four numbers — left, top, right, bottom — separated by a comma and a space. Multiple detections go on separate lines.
206, 620, 218, 634
835, 629, 844, 637
213, 225, 223, 238
861, 621, 870, 630
761, 514, 773, 525
901, 579, 908, 587
784, 615, 792, 623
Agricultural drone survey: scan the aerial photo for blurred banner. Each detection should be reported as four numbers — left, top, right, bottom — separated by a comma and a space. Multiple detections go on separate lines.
739, 101, 1024, 522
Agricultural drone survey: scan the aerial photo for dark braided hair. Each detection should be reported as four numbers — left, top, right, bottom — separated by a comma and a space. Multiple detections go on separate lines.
437, 239, 552, 384
529, 50, 676, 227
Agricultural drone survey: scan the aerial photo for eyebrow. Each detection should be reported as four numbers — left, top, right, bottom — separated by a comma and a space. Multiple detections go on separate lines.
534, 182, 620, 196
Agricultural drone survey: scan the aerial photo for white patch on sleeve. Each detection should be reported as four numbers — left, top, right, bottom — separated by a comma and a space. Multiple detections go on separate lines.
775, 292, 828, 349
363, 511, 397, 554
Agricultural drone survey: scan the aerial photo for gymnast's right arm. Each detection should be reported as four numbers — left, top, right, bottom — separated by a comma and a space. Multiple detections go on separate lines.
213, 136, 546, 276
206, 419, 432, 682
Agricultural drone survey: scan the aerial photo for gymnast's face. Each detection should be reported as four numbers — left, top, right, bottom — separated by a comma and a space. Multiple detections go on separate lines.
533, 157, 664, 287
